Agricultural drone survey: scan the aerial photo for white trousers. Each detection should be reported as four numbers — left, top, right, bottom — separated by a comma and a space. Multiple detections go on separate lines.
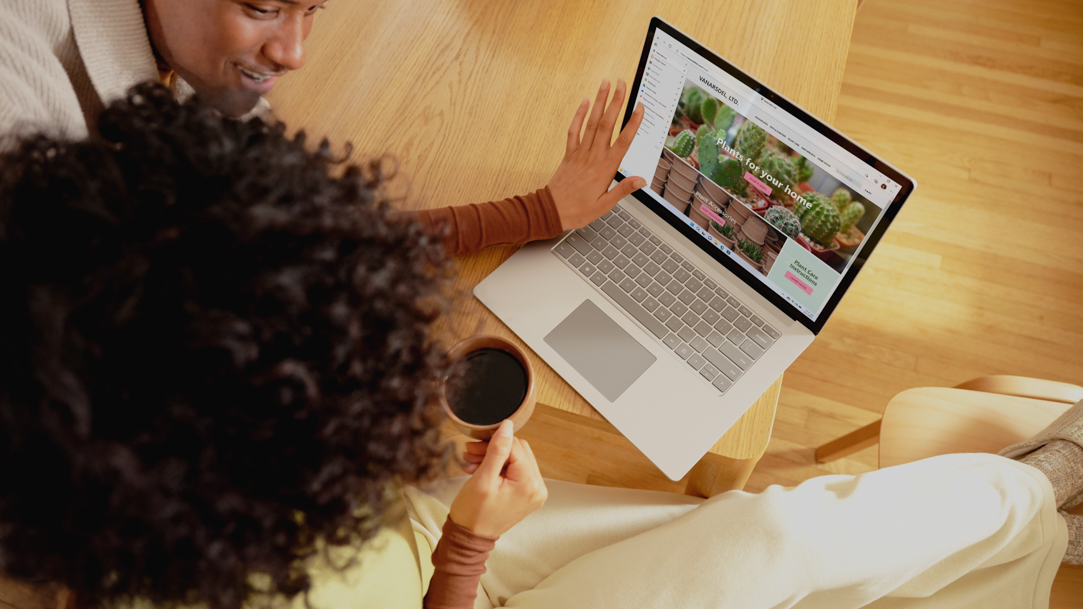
404, 454, 1067, 609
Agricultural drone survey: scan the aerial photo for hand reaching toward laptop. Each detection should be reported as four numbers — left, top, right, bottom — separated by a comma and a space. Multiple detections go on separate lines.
548, 79, 647, 231
449, 420, 548, 538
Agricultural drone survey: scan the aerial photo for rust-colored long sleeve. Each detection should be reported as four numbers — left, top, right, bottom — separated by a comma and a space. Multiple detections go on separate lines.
423, 517, 498, 609
411, 187, 563, 256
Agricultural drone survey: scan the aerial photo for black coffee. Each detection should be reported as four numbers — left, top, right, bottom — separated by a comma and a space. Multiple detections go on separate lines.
446, 348, 527, 425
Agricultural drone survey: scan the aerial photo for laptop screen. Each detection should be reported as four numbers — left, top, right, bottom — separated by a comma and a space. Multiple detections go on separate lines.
617, 18, 915, 334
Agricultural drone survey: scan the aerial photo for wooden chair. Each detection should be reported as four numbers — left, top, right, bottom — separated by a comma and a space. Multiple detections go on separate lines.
871, 376, 1083, 608
815, 376, 1083, 463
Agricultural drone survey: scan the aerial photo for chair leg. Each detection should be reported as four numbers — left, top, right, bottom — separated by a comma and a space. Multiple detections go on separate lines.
815, 420, 882, 463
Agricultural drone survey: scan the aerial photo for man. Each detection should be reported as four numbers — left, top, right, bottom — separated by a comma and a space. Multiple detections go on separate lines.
1, 0, 319, 139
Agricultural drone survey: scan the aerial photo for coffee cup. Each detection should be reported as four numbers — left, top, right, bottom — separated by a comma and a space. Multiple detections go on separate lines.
440, 335, 536, 440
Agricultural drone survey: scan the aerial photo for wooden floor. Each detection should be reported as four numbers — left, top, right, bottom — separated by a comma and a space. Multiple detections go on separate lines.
490, 0, 1083, 494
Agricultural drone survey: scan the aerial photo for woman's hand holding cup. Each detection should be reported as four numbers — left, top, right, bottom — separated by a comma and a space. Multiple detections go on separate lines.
449, 420, 548, 538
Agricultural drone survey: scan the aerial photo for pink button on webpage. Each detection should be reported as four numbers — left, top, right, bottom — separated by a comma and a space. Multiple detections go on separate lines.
785, 271, 814, 295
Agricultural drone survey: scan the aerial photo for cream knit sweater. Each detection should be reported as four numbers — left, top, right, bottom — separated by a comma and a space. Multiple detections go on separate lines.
0, 0, 158, 143
0, 0, 267, 147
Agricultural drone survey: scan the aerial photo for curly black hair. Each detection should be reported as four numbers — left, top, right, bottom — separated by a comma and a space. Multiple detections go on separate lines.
0, 84, 451, 609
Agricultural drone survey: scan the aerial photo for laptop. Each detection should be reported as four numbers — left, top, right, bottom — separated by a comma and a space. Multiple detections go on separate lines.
474, 17, 916, 481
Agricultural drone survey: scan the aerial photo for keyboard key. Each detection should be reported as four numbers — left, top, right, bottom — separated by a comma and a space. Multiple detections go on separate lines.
703, 348, 742, 381
656, 271, 672, 286
649, 235, 662, 245
726, 296, 740, 307
611, 235, 628, 249
740, 339, 764, 359
680, 261, 694, 272
675, 343, 694, 360
658, 291, 676, 307
677, 289, 697, 305
666, 278, 684, 294
635, 272, 652, 287
673, 268, 691, 283
621, 244, 638, 258
650, 249, 667, 264
566, 233, 593, 254
689, 298, 707, 315
590, 271, 606, 287
701, 310, 720, 325
601, 209, 616, 221
659, 243, 673, 254
601, 281, 668, 339
589, 218, 607, 232
605, 214, 622, 227
646, 281, 665, 297
697, 286, 714, 302
617, 224, 635, 237
569, 253, 585, 267
615, 208, 630, 220
687, 353, 706, 370
628, 217, 641, 229
661, 258, 679, 274
712, 375, 733, 393
700, 364, 719, 381
665, 316, 683, 333
720, 307, 739, 322
686, 278, 703, 293
714, 320, 733, 336
628, 232, 645, 246
677, 325, 695, 343
690, 336, 708, 353
734, 316, 752, 332
613, 254, 631, 269
728, 328, 744, 343
576, 226, 598, 242
663, 333, 681, 349
720, 340, 752, 370
749, 314, 764, 326
738, 305, 752, 317
597, 259, 614, 274
638, 227, 651, 238
709, 296, 727, 310
654, 307, 671, 323
694, 321, 713, 337
555, 241, 575, 258
641, 242, 657, 256
763, 325, 781, 339
671, 252, 684, 263
630, 286, 648, 302
642, 296, 659, 312
691, 269, 705, 281
681, 310, 699, 327
704, 278, 718, 290
610, 268, 627, 285
580, 262, 596, 276
586, 250, 603, 265
600, 227, 617, 240
643, 262, 660, 276
706, 331, 725, 348
619, 277, 636, 293
747, 326, 772, 348
631, 252, 650, 267
715, 287, 730, 299
602, 245, 619, 259
671, 301, 689, 318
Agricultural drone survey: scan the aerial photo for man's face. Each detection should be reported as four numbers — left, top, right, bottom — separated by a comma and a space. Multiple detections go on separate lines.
143, 0, 325, 117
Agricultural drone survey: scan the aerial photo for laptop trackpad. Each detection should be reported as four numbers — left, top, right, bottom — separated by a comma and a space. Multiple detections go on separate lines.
543, 300, 656, 402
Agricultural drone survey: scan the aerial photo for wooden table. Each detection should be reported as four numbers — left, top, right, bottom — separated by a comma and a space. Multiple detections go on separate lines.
267, 0, 858, 496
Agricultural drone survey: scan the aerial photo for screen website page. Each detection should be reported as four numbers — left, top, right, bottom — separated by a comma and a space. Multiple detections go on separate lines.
619, 29, 900, 322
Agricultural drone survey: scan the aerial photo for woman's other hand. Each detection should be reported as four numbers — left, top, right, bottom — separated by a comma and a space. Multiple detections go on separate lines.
448, 420, 547, 538
548, 79, 646, 230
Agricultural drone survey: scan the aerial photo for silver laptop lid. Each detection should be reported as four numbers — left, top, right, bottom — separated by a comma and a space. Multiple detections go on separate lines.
616, 17, 916, 335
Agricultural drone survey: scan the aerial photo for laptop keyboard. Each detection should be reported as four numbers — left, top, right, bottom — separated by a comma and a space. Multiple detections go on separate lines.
552, 205, 780, 394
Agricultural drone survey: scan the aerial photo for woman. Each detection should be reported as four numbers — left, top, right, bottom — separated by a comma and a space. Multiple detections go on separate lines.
1, 86, 1078, 609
